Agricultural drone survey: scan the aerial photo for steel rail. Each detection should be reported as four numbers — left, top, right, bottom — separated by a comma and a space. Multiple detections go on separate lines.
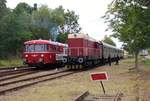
0, 71, 40, 82
0, 67, 36, 77
73, 91, 89, 101
0, 70, 75, 95
0, 66, 28, 70
0, 69, 68, 86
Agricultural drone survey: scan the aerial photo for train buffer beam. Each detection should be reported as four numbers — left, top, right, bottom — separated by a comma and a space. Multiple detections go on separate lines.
65, 65, 83, 70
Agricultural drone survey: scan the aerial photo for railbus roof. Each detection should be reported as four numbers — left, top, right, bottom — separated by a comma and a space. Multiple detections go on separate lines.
24, 40, 68, 47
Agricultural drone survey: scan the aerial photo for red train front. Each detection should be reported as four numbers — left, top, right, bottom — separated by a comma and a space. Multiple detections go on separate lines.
63, 33, 102, 69
23, 40, 68, 67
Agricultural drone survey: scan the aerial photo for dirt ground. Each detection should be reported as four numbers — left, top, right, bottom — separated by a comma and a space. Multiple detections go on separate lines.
0, 58, 150, 101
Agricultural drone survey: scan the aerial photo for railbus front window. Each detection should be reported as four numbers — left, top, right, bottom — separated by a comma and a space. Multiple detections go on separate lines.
24, 45, 27, 52
25, 44, 47, 52
28, 45, 34, 52
35, 44, 47, 52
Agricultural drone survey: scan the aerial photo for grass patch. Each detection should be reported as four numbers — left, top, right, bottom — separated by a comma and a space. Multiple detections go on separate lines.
0, 58, 23, 68
122, 58, 135, 64
0, 59, 138, 101
142, 59, 150, 66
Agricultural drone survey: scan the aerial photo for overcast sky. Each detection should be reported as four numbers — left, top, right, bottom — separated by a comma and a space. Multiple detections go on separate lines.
6, 0, 122, 48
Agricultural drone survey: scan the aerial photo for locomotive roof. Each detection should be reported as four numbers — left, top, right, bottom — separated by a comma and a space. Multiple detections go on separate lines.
24, 40, 68, 47
68, 33, 123, 51
68, 33, 96, 42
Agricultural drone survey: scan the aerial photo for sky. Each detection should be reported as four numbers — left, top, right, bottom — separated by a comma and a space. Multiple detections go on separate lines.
6, 0, 123, 48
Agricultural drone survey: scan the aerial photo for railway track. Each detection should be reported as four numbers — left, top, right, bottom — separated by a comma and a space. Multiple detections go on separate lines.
73, 91, 89, 101
82, 92, 123, 101
0, 66, 36, 77
0, 68, 75, 95
0, 70, 40, 82
0, 66, 28, 71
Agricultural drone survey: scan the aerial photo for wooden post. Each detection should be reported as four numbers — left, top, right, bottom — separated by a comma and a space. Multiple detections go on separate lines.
100, 81, 105, 94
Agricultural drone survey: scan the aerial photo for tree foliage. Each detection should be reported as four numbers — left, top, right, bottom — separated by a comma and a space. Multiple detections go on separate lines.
129, 0, 150, 8
102, 35, 116, 46
13, 2, 33, 14
56, 8, 81, 42
0, 2, 33, 58
0, 0, 8, 20
51, 6, 65, 26
31, 5, 53, 39
56, 33, 68, 43
31, 5, 81, 41
104, 0, 150, 69
0, 2, 80, 58
61, 9, 81, 33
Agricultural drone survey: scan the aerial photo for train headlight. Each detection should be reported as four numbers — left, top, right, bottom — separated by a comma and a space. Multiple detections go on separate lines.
25, 55, 28, 57
41, 54, 44, 57
39, 58, 43, 62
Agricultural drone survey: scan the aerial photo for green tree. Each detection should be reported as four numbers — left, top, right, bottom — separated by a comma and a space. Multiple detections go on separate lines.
0, 0, 11, 58
102, 35, 116, 46
56, 33, 67, 43
51, 6, 65, 27
31, 5, 55, 39
31, 5, 81, 42
104, 0, 150, 69
13, 2, 33, 14
62, 9, 81, 33
0, 0, 8, 20
0, 3, 32, 58
56, 8, 81, 42
0, 3, 81, 58
130, 0, 150, 7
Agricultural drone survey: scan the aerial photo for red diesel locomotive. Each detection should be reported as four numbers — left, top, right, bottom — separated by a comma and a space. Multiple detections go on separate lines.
23, 40, 68, 67
63, 33, 124, 69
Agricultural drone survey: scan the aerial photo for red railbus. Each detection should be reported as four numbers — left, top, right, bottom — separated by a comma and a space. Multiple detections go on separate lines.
23, 40, 68, 67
